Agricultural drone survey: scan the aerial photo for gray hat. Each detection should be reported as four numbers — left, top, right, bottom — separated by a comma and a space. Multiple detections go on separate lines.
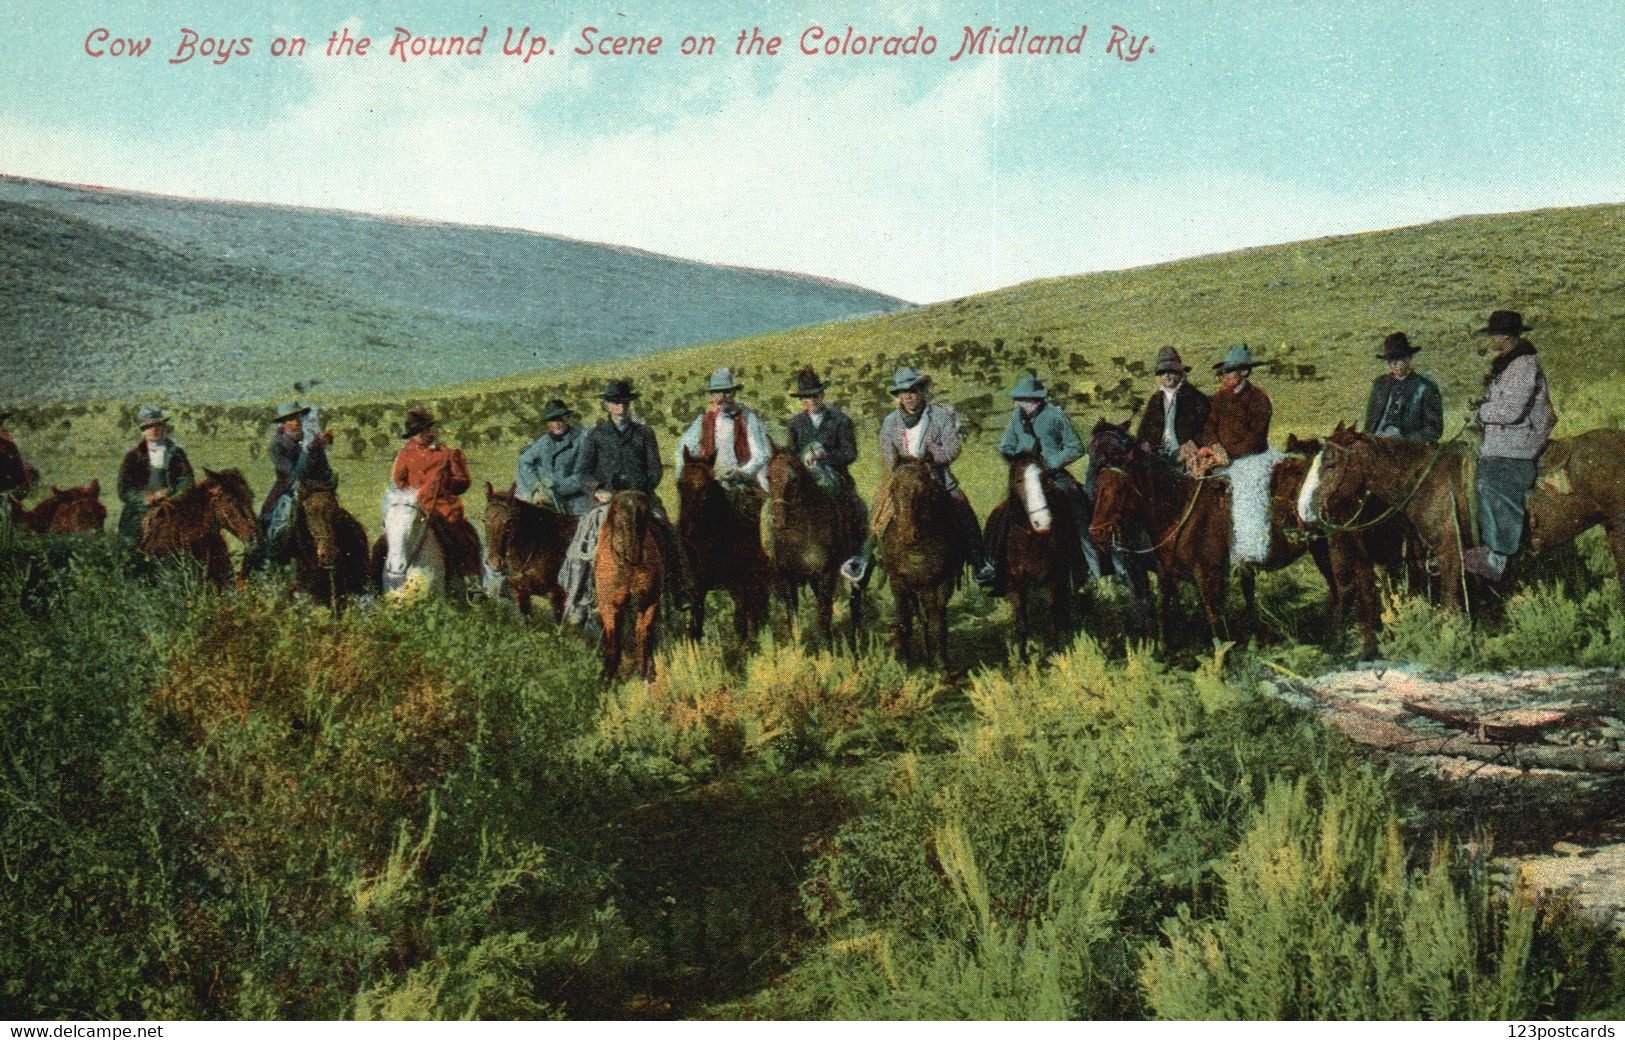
1009, 371, 1047, 400
539, 399, 572, 422
889, 366, 930, 395
1155, 348, 1192, 374
707, 367, 742, 393
274, 401, 311, 423
137, 405, 168, 429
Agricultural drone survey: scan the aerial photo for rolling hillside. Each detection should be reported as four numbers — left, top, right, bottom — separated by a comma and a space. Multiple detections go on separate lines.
0, 176, 907, 402
9, 202, 1625, 529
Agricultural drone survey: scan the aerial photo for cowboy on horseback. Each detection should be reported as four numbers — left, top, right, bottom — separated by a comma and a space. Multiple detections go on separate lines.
561, 379, 685, 624
117, 406, 195, 543
675, 367, 773, 491
1135, 348, 1210, 458
990, 370, 1092, 588
391, 408, 483, 588
877, 366, 996, 588
1364, 333, 1443, 442
250, 401, 336, 569
1198, 345, 1280, 565
516, 399, 590, 514
1464, 310, 1558, 583
0, 410, 40, 500
785, 367, 870, 580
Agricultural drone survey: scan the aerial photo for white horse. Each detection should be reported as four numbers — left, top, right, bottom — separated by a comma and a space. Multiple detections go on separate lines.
379, 486, 445, 599
1020, 459, 1053, 532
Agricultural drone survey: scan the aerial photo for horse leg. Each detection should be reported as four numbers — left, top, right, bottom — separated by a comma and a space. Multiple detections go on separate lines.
1012, 582, 1030, 663
688, 588, 707, 642
636, 598, 660, 680
932, 587, 952, 670
1157, 572, 1177, 655
1606, 518, 1625, 611
1237, 563, 1259, 643
514, 577, 533, 618
813, 573, 835, 649
1052, 571, 1074, 651
601, 604, 623, 680
894, 589, 915, 662
847, 583, 864, 652
1198, 565, 1228, 645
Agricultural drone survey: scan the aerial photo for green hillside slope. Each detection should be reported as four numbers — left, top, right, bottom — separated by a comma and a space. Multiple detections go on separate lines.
0, 176, 906, 402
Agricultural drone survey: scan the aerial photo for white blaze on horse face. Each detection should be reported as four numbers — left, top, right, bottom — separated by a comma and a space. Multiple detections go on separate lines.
1022, 463, 1052, 533
380, 486, 439, 597
1297, 452, 1323, 524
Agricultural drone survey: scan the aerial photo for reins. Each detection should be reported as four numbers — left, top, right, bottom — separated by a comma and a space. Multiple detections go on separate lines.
1102, 463, 1208, 556
1314, 418, 1471, 534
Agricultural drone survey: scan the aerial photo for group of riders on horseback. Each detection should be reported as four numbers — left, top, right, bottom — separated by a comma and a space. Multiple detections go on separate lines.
3, 305, 1593, 668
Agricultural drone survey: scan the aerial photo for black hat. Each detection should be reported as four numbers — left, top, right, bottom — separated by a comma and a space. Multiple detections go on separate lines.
401, 408, 436, 439
1378, 332, 1420, 361
790, 367, 829, 397
274, 401, 313, 423
1482, 310, 1531, 336
599, 378, 638, 403
540, 399, 572, 422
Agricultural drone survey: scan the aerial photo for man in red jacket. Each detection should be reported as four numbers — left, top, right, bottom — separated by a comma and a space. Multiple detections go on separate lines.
392, 408, 481, 586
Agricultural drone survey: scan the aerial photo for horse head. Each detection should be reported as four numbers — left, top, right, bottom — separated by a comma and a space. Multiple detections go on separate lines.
482, 481, 520, 573
885, 456, 942, 534
1006, 451, 1052, 533
296, 480, 342, 567
0, 440, 34, 497
1301, 421, 1371, 525
381, 485, 428, 578
204, 469, 259, 544
606, 489, 653, 566
1087, 440, 1147, 551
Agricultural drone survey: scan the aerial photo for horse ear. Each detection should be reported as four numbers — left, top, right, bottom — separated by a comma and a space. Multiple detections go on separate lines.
508, 482, 518, 497
682, 446, 694, 465
90, 479, 100, 494
52, 484, 63, 495
204, 467, 217, 480
485, 480, 495, 499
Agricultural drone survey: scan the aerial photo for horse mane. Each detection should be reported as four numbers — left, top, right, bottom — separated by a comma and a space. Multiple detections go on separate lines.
608, 491, 652, 565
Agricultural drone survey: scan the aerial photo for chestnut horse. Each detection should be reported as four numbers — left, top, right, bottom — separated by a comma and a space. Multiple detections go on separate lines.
483, 482, 580, 619
595, 490, 667, 680
874, 456, 963, 667
764, 447, 864, 648
0, 438, 38, 499
138, 468, 258, 588
1088, 423, 1336, 651
286, 481, 370, 608
10, 480, 106, 534
1304, 425, 1625, 614
984, 452, 1077, 660
676, 452, 770, 643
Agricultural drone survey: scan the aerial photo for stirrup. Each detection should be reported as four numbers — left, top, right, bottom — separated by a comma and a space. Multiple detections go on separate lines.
840, 555, 870, 586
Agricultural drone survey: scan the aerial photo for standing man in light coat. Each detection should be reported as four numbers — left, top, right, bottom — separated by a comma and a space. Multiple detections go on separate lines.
877, 366, 996, 588
516, 399, 591, 515
1464, 310, 1557, 583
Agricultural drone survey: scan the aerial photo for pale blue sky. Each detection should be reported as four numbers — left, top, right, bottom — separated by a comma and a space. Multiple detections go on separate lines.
4, 0, 1623, 300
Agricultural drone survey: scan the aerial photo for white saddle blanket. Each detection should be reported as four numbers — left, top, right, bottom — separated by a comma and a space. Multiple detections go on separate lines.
1215, 448, 1284, 564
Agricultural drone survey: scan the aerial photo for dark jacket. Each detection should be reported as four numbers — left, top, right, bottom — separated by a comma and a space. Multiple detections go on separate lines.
117, 438, 195, 541
262, 429, 335, 518
1364, 372, 1444, 442
1202, 381, 1272, 459
787, 406, 858, 475
576, 418, 663, 495
1135, 382, 1210, 452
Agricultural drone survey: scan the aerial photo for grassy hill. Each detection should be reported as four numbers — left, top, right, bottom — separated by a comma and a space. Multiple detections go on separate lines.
8, 202, 1625, 531
0, 176, 907, 402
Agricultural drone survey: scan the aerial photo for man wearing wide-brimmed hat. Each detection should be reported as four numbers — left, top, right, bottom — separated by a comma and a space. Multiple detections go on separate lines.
1135, 348, 1209, 457
117, 405, 195, 542
675, 367, 773, 490
1363, 333, 1443, 442
1464, 310, 1557, 583
1199, 345, 1282, 564
990, 370, 1095, 583
516, 399, 590, 515
0, 409, 40, 499
392, 408, 481, 586
787, 367, 869, 581
248, 401, 337, 568
877, 366, 996, 588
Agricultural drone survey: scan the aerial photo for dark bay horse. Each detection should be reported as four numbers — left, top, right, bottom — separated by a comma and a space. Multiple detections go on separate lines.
0, 438, 38, 499
595, 490, 667, 680
1088, 423, 1336, 651
874, 456, 962, 667
676, 451, 769, 643
984, 452, 1076, 660
10, 480, 106, 534
483, 482, 580, 619
1305, 425, 1625, 614
286, 481, 369, 608
139, 469, 258, 588
764, 447, 863, 647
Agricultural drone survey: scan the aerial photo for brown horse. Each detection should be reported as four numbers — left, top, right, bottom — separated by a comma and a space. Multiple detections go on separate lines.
984, 452, 1077, 660
9, 480, 106, 534
764, 447, 864, 648
285, 481, 370, 608
1305, 425, 1625, 614
0, 438, 38, 499
138, 468, 258, 588
874, 456, 963, 667
595, 490, 667, 680
483, 482, 580, 619
1088, 422, 1336, 651
676, 452, 769, 643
